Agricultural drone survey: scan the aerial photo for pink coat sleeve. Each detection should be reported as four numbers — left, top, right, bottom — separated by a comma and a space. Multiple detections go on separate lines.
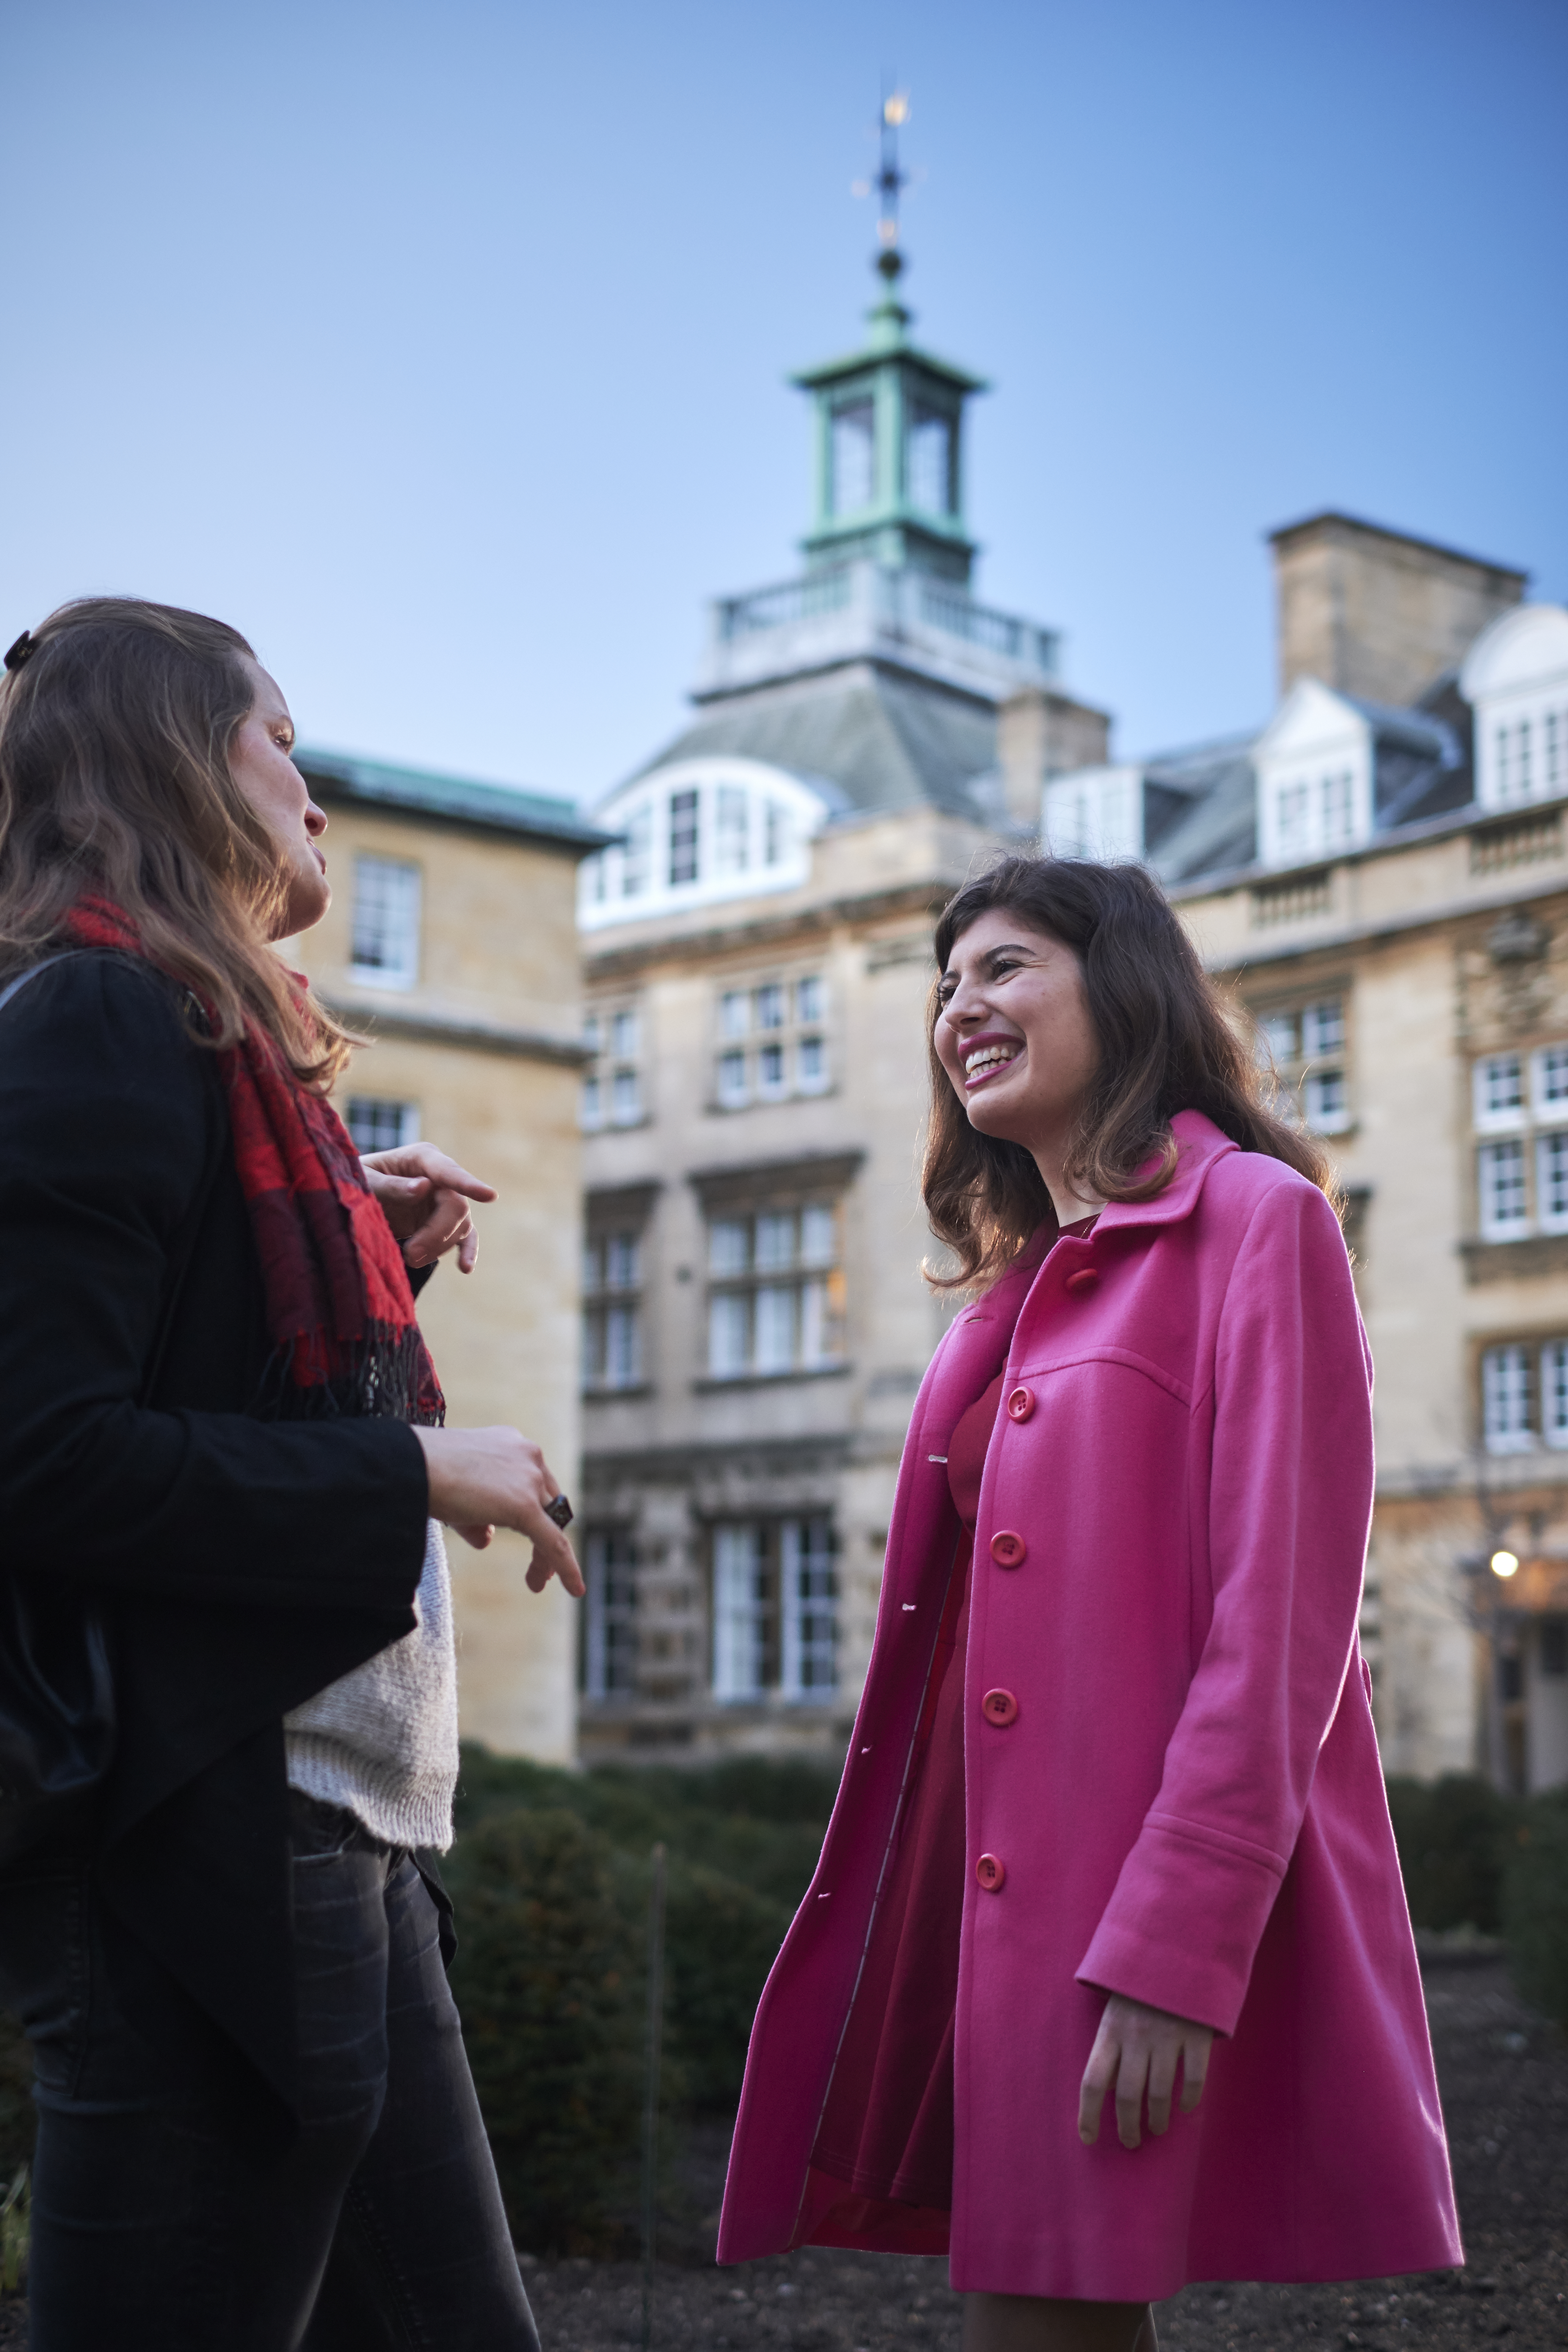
1075, 1177, 1374, 2034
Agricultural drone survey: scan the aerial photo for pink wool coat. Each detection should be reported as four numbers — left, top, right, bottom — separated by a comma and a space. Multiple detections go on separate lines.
719, 1111, 1462, 2301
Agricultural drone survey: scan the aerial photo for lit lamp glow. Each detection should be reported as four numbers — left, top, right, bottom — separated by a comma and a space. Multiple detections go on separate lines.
1490, 1549, 1520, 1580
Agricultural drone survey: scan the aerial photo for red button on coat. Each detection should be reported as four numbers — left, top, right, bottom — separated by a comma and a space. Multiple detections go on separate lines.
1065, 1267, 1100, 1295
982, 1688, 1020, 1728
976, 1853, 1006, 1892
1006, 1385, 1034, 1422
989, 1530, 1027, 1568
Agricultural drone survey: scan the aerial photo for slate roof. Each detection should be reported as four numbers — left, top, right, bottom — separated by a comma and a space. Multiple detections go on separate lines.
628, 661, 998, 822
297, 748, 608, 851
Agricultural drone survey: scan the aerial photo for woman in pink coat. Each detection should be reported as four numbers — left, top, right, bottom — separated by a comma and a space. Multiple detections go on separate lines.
718, 857, 1461, 2350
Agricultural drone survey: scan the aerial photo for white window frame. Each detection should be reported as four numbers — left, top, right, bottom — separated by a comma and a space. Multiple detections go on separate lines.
712, 1525, 766, 1700
349, 855, 422, 990
1482, 1342, 1535, 1454
1478, 1138, 1529, 1241
1474, 1053, 1526, 1132
779, 1520, 838, 1701
1544, 1341, 1568, 1450
583, 1531, 639, 1699
704, 1201, 845, 1380
345, 1096, 420, 1154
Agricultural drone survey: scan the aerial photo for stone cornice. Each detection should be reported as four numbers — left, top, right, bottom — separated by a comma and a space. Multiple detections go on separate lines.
324, 997, 591, 1066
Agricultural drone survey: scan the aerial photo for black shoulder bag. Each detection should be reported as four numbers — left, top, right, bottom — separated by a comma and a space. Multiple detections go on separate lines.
0, 954, 216, 1866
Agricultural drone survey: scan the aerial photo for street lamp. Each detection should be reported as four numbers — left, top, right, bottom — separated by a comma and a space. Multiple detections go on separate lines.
1492, 1549, 1520, 1579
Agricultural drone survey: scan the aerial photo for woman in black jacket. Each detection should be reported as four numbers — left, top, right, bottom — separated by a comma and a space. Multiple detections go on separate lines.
0, 599, 581, 2350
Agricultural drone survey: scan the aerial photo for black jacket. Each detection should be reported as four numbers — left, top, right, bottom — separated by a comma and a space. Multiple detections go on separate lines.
0, 953, 431, 2144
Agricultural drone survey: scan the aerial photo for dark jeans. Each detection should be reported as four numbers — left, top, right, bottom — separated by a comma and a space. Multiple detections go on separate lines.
0, 1792, 539, 2352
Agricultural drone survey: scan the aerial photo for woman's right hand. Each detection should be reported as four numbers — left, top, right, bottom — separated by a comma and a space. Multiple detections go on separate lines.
412, 1426, 586, 1595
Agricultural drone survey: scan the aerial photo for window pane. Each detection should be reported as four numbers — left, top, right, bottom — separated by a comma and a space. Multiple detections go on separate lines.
1301, 1000, 1345, 1057
717, 1049, 748, 1107
829, 399, 875, 514
796, 975, 824, 1024
757, 1040, 786, 1096
581, 1074, 602, 1129
907, 407, 953, 515
583, 1239, 603, 1294
612, 1069, 641, 1124
708, 1291, 750, 1378
583, 1012, 603, 1055
605, 1233, 639, 1289
351, 857, 421, 986
583, 1530, 638, 1699
604, 1303, 640, 1388
798, 1035, 827, 1091
1539, 1133, 1568, 1231
669, 788, 700, 886
346, 1096, 417, 1153
753, 1284, 795, 1373
1483, 1343, 1534, 1452
709, 1219, 749, 1277
719, 989, 749, 1038
611, 1008, 639, 1059
780, 1519, 838, 1699
716, 786, 749, 875
712, 1525, 765, 1700
1259, 1011, 1298, 1064
1479, 1140, 1528, 1238
764, 801, 791, 866
1475, 1054, 1525, 1127
1320, 773, 1354, 846
1277, 782, 1310, 858
1520, 720, 1533, 795
1536, 1045, 1568, 1118
1547, 710, 1562, 791
581, 1305, 604, 1387
1543, 1343, 1568, 1450
755, 984, 785, 1031
754, 1212, 795, 1271
1304, 1069, 1349, 1133
622, 804, 651, 896
800, 1203, 836, 1266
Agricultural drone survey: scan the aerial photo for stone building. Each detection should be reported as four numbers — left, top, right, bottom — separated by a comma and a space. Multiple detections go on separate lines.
290, 748, 604, 1763
574, 233, 1106, 1759
1045, 514, 1568, 1795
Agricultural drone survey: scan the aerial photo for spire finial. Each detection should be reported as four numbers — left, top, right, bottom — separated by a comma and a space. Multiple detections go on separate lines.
874, 84, 910, 283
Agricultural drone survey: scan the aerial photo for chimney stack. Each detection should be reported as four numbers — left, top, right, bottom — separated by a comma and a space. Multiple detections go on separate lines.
1269, 512, 1526, 709
997, 688, 1112, 828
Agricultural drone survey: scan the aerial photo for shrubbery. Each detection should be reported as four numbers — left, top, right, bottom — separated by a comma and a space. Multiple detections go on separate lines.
443, 1743, 837, 2250
1384, 1772, 1517, 1932
1503, 1787, 1568, 2028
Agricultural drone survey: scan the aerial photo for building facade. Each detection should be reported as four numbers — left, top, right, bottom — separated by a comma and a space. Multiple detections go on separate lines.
1047, 514, 1568, 1795
291, 749, 603, 1763
575, 231, 1106, 1759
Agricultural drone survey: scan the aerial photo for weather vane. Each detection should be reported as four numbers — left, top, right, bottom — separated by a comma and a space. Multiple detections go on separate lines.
851, 84, 912, 281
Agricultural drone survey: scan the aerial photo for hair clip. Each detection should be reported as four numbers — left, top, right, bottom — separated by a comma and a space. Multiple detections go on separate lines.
3, 631, 36, 673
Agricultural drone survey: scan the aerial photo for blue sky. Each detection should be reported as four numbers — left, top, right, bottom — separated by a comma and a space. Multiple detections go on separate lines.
2, 0, 1563, 808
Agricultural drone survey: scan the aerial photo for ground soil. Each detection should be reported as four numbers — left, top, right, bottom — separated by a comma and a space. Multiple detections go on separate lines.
0, 1956, 1563, 2348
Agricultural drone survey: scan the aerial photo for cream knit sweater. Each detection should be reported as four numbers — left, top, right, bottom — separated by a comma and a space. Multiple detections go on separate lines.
284, 1519, 459, 1851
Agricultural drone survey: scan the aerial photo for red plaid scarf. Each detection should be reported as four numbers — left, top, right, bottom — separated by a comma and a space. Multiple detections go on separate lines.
69, 895, 444, 1425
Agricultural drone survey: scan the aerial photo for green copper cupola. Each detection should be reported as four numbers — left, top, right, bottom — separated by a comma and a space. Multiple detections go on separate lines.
793, 95, 986, 585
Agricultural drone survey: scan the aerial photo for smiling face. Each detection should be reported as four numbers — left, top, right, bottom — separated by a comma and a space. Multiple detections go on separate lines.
934, 906, 1102, 1185
227, 658, 330, 939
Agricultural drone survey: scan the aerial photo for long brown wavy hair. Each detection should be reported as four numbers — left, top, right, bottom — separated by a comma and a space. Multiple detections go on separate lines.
923, 855, 1338, 1290
0, 597, 352, 1089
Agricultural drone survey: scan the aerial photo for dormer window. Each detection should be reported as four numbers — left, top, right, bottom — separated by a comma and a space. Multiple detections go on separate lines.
1253, 682, 1374, 868
579, 759, 827, 932
1463, 604, 1568, 813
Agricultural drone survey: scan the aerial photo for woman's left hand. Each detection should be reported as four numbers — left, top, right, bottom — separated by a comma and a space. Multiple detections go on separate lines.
1078, 1993, 1214, 2151
361, 1143, 498, 1274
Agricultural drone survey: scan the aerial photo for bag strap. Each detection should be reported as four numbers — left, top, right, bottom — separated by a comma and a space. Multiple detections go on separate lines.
0, 950, 224, 1405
